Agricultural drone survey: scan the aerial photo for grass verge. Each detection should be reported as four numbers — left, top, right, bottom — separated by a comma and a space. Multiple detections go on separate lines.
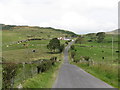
72, 62, 118, 88
22, 62, 61, 88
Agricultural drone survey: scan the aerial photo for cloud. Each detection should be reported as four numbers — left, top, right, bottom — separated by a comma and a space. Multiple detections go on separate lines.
0, 0, 119, 34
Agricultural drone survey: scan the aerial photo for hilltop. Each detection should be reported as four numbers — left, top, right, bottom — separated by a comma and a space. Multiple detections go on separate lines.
105, 29, 119, 35
1, 24, 77, 44
2, 24, 78, 63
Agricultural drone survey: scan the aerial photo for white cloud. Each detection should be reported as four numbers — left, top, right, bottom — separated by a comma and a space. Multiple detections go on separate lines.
0, 0, 119, 34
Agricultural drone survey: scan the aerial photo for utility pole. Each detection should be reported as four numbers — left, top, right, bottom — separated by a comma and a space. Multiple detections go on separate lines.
112, 35, 114, 61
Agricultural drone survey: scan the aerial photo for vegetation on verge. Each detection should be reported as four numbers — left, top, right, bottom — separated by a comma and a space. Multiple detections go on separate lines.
22, 62, 61, 88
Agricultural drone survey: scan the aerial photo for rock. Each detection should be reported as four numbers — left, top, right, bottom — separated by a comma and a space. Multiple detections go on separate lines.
32, 50, 36, 52
17, 84, 23, 88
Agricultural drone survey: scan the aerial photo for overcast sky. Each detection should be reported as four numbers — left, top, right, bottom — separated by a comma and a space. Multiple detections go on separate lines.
0, 0, 119, 34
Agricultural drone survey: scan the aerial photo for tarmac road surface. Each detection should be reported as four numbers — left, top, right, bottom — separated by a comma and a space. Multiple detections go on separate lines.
52, 41, 114, 88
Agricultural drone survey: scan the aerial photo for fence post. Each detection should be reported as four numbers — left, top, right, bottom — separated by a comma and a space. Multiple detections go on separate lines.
22, 62, 25, 80
11, 77, 14, 88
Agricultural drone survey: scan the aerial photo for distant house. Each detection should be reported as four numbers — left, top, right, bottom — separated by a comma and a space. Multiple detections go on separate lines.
58, 37, 71, 40
58, 37, 64, 40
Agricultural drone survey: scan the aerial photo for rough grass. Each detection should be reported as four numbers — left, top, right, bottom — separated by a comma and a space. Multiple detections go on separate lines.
75, 62, 118, 88
2, 26, 72, 45
22, 62, 60, 88
3, 40, 64, 63
2, 27, 68, 63
73, 34, 118, 63
0, 64, 2, 90
74, 44, 118, 63
69, 34, 119, 88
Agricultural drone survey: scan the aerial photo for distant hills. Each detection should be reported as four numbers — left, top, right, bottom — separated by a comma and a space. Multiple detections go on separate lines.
105, 29, 119, 35
1, 24, 77, 35
1, 24, 77, 42
1, 24, 119, 35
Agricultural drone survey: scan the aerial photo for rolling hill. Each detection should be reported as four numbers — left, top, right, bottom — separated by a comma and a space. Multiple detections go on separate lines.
1, 24, 77, 63
105, 29, 119, 35
1, 24, 77, 45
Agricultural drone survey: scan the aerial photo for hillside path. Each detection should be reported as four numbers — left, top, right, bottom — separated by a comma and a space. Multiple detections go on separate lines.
52, 41, 114, 88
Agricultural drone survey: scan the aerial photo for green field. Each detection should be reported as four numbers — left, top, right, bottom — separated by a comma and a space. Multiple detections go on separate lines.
2, 24, 76, 88
3, 40, 65, 63
72, 34, 118, 62
2, 25, 76, 63
73, 43, 118, 63
69, 34, 119, 88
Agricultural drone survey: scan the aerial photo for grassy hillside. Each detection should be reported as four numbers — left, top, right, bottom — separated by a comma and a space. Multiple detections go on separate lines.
2, 24, 76, 63
1, 24, 76, 88
69, 33, 119, 88
2, 24, 76, 45
106, 29, 119, 35
73, 34, 118, 62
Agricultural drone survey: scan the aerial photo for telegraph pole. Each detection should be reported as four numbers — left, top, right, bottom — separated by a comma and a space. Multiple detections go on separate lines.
112, 35, 114, 61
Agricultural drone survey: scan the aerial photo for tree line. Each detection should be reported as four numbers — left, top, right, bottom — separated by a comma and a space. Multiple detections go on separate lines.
75, 32, 106, 44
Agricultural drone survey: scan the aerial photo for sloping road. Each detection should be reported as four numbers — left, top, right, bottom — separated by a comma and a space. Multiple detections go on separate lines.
52, 41, 114, 88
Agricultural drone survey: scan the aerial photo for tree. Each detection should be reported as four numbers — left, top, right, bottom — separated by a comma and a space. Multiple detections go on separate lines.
86, 33, 96, 41
71, 51, 76, 58
75, 35, 85, 44
70, 45, 75, 50
2, 63, 18, 88
65, 41, 68, 45
59, 44, 65, 53
96, 32, 105, 43
47, 38, 60, 52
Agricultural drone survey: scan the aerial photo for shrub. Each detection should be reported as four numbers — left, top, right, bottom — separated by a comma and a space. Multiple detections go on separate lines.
65, 41, 68, 45
71, 51, 76, 59
59, 44, 65, 53
68, 40, 72, 42
37, 58, 57, 74
96, 32, 105, 43
50, 57, 57, 65
88, 40, 92, 42
70, 45, 75, 50
75, 35, 85, 44
73, 58, 80, 63
2, 63, 18, 88
83, 56, 90, 61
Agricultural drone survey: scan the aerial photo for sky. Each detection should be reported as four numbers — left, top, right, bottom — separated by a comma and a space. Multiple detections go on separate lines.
0, 0, 119, 34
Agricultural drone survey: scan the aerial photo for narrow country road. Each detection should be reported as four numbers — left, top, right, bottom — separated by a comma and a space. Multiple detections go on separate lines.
52, 41, 114, 88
